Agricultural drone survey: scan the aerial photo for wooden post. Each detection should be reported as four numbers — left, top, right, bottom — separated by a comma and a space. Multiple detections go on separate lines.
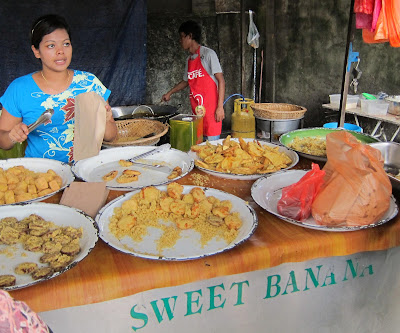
338, 0, 356, 127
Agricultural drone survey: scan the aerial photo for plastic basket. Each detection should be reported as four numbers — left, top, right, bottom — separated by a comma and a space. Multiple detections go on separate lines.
250, 103, 307, 120
103, 119, 169, 147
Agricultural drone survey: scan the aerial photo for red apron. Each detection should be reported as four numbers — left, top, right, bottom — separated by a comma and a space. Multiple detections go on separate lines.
187, 47, 221, 137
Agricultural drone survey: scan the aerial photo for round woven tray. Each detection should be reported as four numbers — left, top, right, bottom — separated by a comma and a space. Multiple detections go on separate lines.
251, 103, 307, 120
103, 119, 169, 147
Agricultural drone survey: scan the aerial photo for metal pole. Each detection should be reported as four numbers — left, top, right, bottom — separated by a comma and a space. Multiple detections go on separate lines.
338, 0, 356, 127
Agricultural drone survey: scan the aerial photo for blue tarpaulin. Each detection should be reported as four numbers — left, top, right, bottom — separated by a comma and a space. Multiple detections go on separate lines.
0, 0, 147, 106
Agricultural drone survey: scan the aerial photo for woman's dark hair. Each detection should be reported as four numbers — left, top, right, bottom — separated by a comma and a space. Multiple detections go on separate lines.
178, 20, 202, 43
31, 14, 71, 49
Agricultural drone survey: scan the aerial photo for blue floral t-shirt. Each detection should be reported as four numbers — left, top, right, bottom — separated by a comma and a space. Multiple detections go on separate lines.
0, 70, 111, 163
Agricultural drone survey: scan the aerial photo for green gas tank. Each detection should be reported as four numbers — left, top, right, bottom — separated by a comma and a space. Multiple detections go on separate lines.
231, 98, 255, 138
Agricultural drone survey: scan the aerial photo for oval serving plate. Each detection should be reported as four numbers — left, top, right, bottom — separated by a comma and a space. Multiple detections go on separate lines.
187, 138, 299, 180
0, 158, 74, 205
251, 169, 398, 232
279, 127, 380, 162
72, 146, 194, 191
95, 185, 258, 260
0, 203, 98, 291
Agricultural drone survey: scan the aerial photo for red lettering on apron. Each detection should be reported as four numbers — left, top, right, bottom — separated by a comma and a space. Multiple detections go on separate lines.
187, 47, 221, 137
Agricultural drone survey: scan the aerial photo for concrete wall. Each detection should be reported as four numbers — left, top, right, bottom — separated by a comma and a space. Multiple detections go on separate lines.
146, 0, 400, 141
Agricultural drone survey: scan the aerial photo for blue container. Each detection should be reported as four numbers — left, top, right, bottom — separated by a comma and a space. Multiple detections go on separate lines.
323, 122, 362, 132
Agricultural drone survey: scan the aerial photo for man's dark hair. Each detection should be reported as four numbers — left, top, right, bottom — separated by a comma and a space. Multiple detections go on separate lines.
178, 20, 201, 43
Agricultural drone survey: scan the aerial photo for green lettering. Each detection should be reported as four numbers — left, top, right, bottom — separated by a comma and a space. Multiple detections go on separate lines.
185, 290, 203, 316
359, 264, 374, 277
343, 259, 359, 281
264, 274, 281, 299
208, 284, 226, 310
304, 265, 323, 290
230, 280, 249, 306
282, 271, 300, 295
321, 272, 336, 286
150, 296, 177, 323
130, 304, 148, 331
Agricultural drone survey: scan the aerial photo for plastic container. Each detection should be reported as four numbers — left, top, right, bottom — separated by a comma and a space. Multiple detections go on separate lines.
360, 99, 389, 115
386, 96, 400, 116
231, 98, 255, 138
169, 114, 203, 152
323, 122, 362, 132
329, 94, 359, 109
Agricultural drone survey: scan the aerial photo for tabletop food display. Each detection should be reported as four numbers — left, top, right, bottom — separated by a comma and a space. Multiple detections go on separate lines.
0, 116, 399, 306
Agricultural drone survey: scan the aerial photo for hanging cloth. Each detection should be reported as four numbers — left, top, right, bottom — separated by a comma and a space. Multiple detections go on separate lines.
354, 0, 374, 30
361, 0, 400, 47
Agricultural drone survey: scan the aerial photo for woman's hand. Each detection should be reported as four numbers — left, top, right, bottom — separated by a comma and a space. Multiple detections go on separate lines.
103, 102, 117, 142
105, 103, 114, 122
8, 123, 29, 145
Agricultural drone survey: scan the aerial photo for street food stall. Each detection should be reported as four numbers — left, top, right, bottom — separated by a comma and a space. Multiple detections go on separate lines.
0, 133, 399, 332
1, 1, 400, 332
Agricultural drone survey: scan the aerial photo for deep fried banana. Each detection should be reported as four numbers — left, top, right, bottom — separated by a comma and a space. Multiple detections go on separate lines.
102, 170, 118, 182
31, 267, 54, 280
116, 174, 138, 183
0, 275, 16, 287
15, 262, 38, 275
118, 160, 133, 167
122, 169, 141, 176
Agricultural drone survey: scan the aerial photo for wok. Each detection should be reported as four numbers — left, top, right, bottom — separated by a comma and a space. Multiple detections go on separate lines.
112, 105, 178, 123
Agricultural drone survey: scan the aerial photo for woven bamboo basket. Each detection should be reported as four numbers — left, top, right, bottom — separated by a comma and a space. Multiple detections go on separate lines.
103, 119, 169, 147
250, 103, 307, 120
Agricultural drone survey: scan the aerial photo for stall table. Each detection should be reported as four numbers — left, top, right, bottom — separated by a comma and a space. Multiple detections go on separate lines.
323, 103, 400, 141
7, 157, 400, 318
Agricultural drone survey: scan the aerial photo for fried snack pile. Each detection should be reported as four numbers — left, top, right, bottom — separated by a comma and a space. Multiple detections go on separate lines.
0, 214, 83, 287
109, 182, 242, 252
191, 136, 292, 174
287, 137, 327, 157
0, 166, 63, 205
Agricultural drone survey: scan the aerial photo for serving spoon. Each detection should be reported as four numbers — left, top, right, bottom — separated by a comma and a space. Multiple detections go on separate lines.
28, 108, 54, 133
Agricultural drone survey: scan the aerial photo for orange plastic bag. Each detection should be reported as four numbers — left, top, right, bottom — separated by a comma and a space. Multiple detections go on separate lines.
311, 131, 392, 227
277, 163, 325, 221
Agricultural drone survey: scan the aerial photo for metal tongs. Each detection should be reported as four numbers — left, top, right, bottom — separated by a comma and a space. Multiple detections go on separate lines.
127, 143, 172, 173
28, 108, 54, 133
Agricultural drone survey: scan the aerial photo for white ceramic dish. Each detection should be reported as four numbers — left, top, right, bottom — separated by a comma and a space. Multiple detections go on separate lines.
187, 138, 299, 180
95, 185, 258, 260
72, 146, 194, 191
0, 203, 98, 291
0, 158, 75, 205
251, 170, 398, 232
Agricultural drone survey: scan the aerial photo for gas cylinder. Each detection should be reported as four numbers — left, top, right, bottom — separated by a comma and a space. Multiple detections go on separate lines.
231, 98, 255, 138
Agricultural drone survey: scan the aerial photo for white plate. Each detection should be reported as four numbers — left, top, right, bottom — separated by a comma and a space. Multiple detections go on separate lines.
0, 158, 75, 205
0, 203, 98, 291
251, 169, 399, 232
187, 138, 299, 180
72, 146, 194, 191
95, 185, 258, 260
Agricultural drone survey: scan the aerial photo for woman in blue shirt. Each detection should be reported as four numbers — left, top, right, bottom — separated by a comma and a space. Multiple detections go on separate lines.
0, 14, 117, 163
